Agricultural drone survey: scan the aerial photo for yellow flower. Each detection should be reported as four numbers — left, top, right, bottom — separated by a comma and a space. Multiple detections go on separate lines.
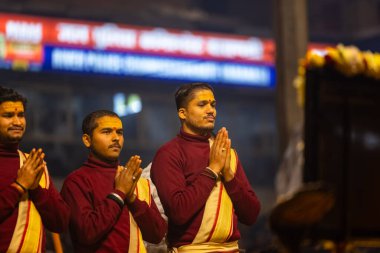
293, 43, 380, 107
305, 50, 325, 68
363, 51, 380, 79
373, 53, 380, 79
335, 44, 365, 76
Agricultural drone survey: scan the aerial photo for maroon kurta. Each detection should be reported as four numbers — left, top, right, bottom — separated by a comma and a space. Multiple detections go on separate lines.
61, 155, 167, 253
0, 143, 70, 252
151, 129, 261, 248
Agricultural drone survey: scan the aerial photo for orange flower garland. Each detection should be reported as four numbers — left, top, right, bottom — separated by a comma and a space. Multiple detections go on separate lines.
293, 44, 380, 107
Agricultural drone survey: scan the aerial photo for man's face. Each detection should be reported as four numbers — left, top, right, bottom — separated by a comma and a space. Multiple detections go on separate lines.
84, 116, 124, 162
179, 89, 216, 135
0, 101, 26, 144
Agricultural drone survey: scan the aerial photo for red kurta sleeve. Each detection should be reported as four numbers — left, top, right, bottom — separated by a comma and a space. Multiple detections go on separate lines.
0, 185, 22, 223
60, 176, 124, 245
128, 198, 167, 243
151, 147, 216, 225
223, 154, 261, 225
29, 178, 70, 233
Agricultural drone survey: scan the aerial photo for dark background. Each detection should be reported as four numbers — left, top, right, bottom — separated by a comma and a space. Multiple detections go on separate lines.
2, 1, 380, 251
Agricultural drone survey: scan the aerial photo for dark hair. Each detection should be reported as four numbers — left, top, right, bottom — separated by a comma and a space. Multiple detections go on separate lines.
175, 82, 214, 110
0, 86, 27, 109
82, 110, 120, 136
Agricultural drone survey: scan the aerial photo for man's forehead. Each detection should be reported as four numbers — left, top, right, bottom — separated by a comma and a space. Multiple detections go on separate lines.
0, 101, 24, 112
96, 116, 122, 128
193, 89, 215, 101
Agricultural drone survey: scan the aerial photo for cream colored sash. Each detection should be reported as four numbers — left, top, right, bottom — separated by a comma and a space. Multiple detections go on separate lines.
128, 178, 152, 253
177, 149, 239, 253
7, 151, 49, 253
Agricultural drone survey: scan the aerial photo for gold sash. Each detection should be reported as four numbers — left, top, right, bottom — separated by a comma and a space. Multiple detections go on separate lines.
7, 151, 49, 253
178, 149, 239, 253
128, 178, 152, 253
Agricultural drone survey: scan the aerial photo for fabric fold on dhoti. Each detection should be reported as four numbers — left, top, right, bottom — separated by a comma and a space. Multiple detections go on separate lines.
177, 149, 239, 253
128, 178, 152, 253
7, 151, 49, 253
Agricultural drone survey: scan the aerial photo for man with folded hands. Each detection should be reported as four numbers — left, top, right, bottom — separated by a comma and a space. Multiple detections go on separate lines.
61, 110, 167, 253
0, 86, 69, 253
151, 83, 261, 252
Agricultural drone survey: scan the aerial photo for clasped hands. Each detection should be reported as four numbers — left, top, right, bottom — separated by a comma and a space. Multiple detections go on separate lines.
15, 148, 46, 193
115, 155, 142, 203
208, 127, 235, 182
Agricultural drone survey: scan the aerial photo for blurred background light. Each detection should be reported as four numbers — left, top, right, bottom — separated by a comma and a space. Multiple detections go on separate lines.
113, 92, 142, 117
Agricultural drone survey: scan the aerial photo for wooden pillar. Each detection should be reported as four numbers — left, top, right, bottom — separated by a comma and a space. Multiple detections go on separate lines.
274, 0, 308, 154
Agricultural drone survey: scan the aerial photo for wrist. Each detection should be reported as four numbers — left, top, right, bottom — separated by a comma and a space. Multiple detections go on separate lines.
206, 167, 219, 179
115, 187, 128, 196
107, 192, 124, 209
202, 167, 219, 181
11, 182, 26, 194
114, 189, 127, 200
29, 184, 39, 190
207, 165, 221, 175
126, 193, 136, 204
14, 180, 28, 193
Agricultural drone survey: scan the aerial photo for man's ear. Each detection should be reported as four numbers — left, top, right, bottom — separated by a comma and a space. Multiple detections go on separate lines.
178, 108, 186, 120
82, 134, 91, 148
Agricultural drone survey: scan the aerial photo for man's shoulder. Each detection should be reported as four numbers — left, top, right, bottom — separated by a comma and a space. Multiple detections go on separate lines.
161, 135, 181, 148
158, 135, 181, 151
63, 166, 90, 184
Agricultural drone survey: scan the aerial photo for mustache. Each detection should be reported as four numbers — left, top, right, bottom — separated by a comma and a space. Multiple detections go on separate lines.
9, 126, 24, 130
109, 143, 121, 149
204, 114, 215, 119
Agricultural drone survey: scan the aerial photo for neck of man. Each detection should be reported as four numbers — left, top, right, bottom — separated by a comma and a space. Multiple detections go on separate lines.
0, 141, 19, 152
182, 124, 211, 137
0, 138, 20, 147
90, 150, 118, 165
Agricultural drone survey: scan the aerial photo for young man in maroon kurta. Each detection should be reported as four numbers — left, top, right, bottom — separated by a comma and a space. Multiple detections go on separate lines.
61, 110, 167, 253
0, 86, 70, 252
151, 82, 261, 252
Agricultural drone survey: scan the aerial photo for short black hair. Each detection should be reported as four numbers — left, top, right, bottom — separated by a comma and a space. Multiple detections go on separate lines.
82, 110, 120, 136
0, 86, 27, 109
175, 82, 214, 110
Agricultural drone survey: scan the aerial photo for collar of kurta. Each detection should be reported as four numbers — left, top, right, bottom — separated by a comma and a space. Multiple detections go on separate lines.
179, 128, 211, 143
0, 142, 19, 156
84, 154, 119, 170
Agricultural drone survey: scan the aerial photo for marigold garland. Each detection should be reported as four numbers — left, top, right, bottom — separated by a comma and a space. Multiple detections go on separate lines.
293, 44, 380, 107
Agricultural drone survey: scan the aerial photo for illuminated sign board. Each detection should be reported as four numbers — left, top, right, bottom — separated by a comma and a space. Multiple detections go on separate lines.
45, 47, 274, 86
0, 12, 324, 87
0, 13, 274, 62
